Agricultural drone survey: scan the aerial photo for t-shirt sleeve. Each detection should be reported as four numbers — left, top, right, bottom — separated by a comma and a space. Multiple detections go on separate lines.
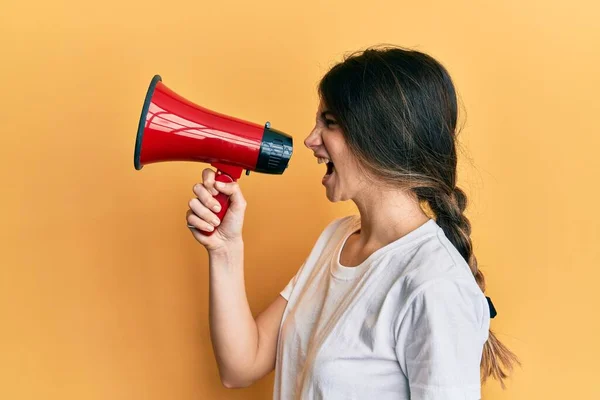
394, 278, 490, 400
280, 262, 304, 301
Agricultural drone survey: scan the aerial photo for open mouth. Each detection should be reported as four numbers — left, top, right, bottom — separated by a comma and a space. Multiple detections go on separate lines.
326, 161, 334, 175
318, 157, 335, 176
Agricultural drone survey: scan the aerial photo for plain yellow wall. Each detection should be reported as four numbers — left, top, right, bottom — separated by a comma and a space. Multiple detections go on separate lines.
1, 0, 599, 399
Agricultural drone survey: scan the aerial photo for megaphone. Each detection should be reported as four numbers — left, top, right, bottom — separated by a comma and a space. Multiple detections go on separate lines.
134, 75, 293, 236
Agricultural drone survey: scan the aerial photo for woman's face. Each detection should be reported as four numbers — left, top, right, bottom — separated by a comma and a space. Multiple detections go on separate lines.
304, 100, 366, 202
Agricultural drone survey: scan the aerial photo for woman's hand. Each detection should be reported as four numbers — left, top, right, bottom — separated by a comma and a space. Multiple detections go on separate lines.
186, 168, 247, 252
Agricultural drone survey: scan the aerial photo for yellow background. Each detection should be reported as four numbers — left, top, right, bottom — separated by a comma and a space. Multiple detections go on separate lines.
1, 0, 598, 399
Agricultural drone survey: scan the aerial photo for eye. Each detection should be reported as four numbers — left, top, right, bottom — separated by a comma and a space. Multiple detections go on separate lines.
319, 110, 338, 127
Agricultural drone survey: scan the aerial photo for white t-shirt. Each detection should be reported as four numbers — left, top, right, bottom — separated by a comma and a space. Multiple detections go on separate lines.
273, 215, 490, 400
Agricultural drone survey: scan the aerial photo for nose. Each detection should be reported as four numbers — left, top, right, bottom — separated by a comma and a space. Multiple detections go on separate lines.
304, 126, 322, 150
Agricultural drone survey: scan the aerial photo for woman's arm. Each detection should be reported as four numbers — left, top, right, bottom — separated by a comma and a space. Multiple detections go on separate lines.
208, 243, 288, 388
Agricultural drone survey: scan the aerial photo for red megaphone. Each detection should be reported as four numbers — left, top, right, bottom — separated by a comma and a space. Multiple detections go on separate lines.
134, 75, 293, 236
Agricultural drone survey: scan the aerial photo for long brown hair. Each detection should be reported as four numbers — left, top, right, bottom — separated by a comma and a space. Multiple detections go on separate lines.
319, 45, 519, 387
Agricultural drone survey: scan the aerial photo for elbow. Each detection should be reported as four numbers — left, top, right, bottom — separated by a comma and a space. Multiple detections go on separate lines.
221, 379, 236, 389
220, 375, 254, 389
221, 379, 252, 389
218, 362, 258, 389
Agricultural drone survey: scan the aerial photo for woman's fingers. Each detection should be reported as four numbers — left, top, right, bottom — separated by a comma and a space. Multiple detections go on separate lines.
214, 181, 247, 212
193, 182, 222, 213
188, 197, 221, 227
201, 168, 219, 196
186, 209, 216, 233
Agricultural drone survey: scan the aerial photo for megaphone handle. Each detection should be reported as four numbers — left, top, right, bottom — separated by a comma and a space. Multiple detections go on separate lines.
196, 172, 235, 236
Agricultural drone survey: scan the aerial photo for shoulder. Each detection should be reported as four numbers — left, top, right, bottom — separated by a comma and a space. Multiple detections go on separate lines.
386, 223, 489, 331
296, 214, 359, 271
314, 214, 360, 244
280, 215, 358, 300
396, 222, 478, 291
326, 214, 359, 233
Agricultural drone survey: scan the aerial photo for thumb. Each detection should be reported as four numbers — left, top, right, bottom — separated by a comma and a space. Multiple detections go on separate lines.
215, 181, 247, 211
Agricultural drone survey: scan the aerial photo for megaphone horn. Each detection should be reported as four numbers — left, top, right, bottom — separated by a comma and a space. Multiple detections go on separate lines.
134, 75, 293, 236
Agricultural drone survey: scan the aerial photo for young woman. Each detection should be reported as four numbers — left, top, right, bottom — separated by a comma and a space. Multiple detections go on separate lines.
186, 45, 518, 399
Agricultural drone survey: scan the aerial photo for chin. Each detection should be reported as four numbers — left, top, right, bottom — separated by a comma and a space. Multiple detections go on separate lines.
325, 187, 338, 202
325, 186, 351, 203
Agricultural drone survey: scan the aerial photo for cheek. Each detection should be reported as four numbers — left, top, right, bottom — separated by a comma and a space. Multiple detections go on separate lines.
337, 147, 357, 173
323, 132, 347, 158
338, 154, 368, 190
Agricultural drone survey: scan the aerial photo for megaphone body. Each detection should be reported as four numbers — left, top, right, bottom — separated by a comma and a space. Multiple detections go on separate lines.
135, 75, 293, 235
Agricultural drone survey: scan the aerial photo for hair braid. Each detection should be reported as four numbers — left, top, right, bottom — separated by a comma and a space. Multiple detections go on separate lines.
417, 185, 520, 387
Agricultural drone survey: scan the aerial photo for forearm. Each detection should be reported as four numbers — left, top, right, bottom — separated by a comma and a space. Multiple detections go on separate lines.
208, 240, 258, 386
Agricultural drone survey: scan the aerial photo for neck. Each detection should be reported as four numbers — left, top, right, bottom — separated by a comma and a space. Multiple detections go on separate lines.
351, 185, 430, 249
